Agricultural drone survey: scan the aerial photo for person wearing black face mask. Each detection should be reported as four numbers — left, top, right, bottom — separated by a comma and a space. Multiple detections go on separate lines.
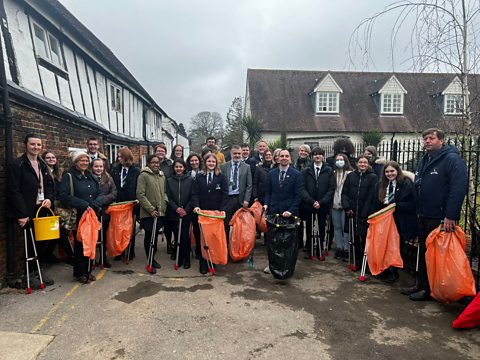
332, 153, 353, 260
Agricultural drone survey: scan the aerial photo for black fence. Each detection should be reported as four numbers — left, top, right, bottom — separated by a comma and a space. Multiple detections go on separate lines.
325, 137, 479, 290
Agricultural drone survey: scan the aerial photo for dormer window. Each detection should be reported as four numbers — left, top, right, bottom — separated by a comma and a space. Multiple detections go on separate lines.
377, 75, 407, 115
312, 73, 343, 114
445, 94, 463, 114
317, 92, 339, 113
381, 93, 403, 114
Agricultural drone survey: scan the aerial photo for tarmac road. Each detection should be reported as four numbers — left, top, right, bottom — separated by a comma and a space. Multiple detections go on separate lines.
0, 235, 478, 360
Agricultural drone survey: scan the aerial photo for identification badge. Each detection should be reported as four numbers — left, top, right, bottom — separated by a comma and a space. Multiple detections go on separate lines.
38, 192, 45, 201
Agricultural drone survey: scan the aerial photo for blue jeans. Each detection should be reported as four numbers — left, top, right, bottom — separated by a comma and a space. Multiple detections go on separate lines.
331, 208, 348, 251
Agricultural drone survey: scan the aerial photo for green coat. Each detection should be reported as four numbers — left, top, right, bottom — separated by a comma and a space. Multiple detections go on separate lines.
136, 166, 168, 219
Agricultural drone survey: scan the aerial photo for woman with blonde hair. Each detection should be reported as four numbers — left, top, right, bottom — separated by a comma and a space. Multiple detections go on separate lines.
192, 153, 228, 274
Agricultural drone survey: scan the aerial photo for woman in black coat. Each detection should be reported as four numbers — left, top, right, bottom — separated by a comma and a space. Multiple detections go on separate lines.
166, 159, 194, 269
110, 147, 140, 260
369, 161, 417, 283
341, 156, 378, 269
252, 149, 274, 204
192, 154, 228, 274
59, 151, 103, 283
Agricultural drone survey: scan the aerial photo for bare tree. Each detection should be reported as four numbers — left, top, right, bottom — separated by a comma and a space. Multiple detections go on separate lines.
188, 111, 224, 150
349, 1, 480, 133
349, 0, 480, 228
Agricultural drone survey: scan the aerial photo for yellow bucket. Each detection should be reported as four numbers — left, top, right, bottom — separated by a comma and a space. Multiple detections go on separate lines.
33, 206, 60, 241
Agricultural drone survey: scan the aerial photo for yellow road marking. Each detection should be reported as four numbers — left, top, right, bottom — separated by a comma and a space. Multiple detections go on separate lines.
30, 269, 107, 333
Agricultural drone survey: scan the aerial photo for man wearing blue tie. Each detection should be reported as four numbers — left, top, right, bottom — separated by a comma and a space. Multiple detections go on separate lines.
263, 149, 303, 218
221, 145, 252, 241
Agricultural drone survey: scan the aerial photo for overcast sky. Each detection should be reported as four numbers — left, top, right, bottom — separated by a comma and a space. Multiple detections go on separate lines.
58, 0, 405, 129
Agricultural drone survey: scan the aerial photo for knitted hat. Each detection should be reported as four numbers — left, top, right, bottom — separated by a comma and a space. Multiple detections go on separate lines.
71, 151, 89, 163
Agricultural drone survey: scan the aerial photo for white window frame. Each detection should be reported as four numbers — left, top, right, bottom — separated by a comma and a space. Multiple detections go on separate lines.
105, 143, 123, 164
444, 94, 463, 115
381, 93, 403, 114
32, 22, 63, 68
316, 92, 339, 113
110, 83, 123, 113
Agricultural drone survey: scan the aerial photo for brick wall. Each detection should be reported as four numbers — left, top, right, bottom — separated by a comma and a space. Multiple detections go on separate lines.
0, 100, 149, 285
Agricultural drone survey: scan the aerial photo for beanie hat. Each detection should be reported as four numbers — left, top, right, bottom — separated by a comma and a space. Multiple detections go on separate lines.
71, 151, 89, 163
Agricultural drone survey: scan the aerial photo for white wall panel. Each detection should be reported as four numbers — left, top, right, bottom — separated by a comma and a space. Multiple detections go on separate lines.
123, 89, 130, 136
5, 0, 42, 94
1, 31, 12, 81
63, 46, 83, 113
58, 76, 73, 110
38, 67, 59, 102
75, 56, 94, 119
95, 72, 109, 128
86, 65, 100, 123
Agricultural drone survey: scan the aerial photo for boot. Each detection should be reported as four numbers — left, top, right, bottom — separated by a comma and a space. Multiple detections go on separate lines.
167, 242, 173, 255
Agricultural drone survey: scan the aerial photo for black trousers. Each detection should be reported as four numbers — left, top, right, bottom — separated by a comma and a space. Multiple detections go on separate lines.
224, 195, 241, 243
73, 230, 89, 278
417, 217, 441, 292
305, 207, 328, 257
170, 217, 191, 264
141, 217, 165, 259
192, 214, 201, 258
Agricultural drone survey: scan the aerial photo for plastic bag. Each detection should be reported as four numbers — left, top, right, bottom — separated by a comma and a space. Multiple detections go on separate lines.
229, 208, 256, 261
366, 204, 403, 276
198, 210, 228, 265
76, 208, 102, 260
453, 292, 480, 329
250, 201, 268, 233
266, 215, 301, 280
106, 202, 136, 257
426, 225, 476, 303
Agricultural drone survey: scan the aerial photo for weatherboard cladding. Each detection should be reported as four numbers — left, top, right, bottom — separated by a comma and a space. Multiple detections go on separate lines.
247, 69, 480, 134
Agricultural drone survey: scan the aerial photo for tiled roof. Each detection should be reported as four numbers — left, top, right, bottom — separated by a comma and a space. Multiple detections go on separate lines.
247, 69, 480, 134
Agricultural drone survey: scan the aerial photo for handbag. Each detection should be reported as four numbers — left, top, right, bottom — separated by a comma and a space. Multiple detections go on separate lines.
55, 173, 78, 230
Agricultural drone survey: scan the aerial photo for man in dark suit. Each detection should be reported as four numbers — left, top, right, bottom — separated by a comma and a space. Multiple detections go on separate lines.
220, 145, 252, 240
264, 149, 303, 217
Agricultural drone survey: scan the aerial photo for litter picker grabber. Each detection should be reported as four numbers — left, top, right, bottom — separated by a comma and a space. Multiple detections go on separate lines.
347, 217, 357, 271
359, 247, 367, 282
93, 211, 104, 270
146, 216, 158, 274
323, 213, 331, 257
199, 223, 215, 275
24, 227, 44, 294
174, 218, 183, 270
415, 238, 420, 286
310, 213, 320, 260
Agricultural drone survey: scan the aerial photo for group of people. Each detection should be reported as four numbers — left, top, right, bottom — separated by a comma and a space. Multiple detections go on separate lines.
7, 129, 468, 303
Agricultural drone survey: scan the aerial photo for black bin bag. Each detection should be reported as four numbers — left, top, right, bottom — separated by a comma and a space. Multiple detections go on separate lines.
266, 215, 301, 280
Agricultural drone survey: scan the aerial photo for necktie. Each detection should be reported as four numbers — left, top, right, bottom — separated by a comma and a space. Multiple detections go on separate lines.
121, 167, 127, 188
232, 163, 238, 190
280, 170, 286, 187
316, 167, 320, 181
208, 172, 213, 184
388, 182, 395, 203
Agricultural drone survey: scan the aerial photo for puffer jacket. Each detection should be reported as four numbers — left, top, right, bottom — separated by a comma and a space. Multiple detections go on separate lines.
166, 174, 193, 221
136, 166, 168, 219
341, 168, 377, 220
414, 145, 467, 220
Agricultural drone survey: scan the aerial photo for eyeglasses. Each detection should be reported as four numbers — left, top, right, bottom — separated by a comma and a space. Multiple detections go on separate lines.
149, 161, 160, 164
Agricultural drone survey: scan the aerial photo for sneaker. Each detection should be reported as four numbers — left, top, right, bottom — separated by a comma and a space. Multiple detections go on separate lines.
88, 274, 96, 282
263, 266, 271, 274
401, 285, 419, 296
409, 290, 430, 301
77, 275, 89, 284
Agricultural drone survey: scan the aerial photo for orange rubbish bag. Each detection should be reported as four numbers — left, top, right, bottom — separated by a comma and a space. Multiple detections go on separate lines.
77, 208, 102, 260
229, 208, 256, 261
198, 210, 228, 265
106, 202, 136, 257
366, 204, 403, 276
249, 201, 267, 233
426, 225, 476, 303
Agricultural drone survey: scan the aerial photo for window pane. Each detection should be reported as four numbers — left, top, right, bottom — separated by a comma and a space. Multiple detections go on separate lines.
33, 24, 49, 59
48, 34, 62, 67
318, 92, 338, 112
